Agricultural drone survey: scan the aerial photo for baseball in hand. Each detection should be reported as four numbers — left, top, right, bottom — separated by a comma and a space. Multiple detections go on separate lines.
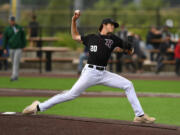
74, 10, 80, 16
73, 10, 80, 20
75, 10, 80, 14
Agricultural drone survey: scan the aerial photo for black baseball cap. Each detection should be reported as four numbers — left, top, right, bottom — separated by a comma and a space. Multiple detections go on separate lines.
9, 16, 16, 21
99, 18, 119, 31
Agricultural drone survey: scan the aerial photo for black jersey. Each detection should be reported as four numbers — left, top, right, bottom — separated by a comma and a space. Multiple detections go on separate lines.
81, 33, 123, 66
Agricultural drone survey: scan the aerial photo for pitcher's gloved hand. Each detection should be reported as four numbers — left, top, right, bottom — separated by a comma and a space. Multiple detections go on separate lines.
123, 35, 134, 55
123, 48, 134, 55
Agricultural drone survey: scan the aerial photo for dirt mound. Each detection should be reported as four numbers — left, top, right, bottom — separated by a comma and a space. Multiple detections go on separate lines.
1, 88, 180, 98
0, 113, 179, 135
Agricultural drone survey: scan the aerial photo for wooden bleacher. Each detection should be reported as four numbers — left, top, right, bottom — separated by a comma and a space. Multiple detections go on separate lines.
149, 49, 175, 65
0, 57, 8, 61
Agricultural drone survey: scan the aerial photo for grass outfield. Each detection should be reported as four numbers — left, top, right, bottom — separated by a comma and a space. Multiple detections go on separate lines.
0, 97, 180, 126
0, 77, 180, 93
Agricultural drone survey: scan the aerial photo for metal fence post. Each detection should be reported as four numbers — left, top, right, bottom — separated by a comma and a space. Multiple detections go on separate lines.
156, 7, 161, 28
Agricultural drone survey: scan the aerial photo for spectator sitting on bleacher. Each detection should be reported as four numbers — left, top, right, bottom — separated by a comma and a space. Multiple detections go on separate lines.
28, 14, 39, 47
123, 33, 146, 73
77, 46, 89, 75
121, 33, 136, 73
155, 34, 173, 74
132, 34, 146, 73
161, 25, 171, 39
0, 31, 8, 70
115, 24, 128, 73
175, 40, 180, 76
146, 26, 162, 61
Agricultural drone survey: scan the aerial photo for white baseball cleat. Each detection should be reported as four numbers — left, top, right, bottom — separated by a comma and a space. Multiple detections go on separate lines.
134, 114, 156, 124
22, 101, 40, 115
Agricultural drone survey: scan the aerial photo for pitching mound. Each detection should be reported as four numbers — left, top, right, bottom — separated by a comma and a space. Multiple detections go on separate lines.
0, 113, 179, 135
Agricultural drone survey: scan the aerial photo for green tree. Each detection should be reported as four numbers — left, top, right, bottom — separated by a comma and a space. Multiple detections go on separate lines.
141, 0, 168, 9
40, 0, 72, 27
93, 0, 123, 10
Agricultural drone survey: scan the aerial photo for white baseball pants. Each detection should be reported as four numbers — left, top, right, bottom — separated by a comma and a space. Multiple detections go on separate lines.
39, 64, 144, 117
10, 49, 22, 79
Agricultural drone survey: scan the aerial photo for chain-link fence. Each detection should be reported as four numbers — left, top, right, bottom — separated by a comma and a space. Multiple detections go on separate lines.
1, 4, 180, 38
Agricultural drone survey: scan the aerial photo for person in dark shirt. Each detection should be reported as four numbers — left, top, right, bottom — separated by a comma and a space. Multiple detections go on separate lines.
122, 33, 137, 73
146, 26, 162, 61
123, 34, 146, 73
77, 45, 89, 75
0, 31, 8, 70
23, 10, 155, 124
175, 40, 180, 76
28, 15, 39, 47
161, 25, 171, 39
114, 24, 128, 72
132, 34, 146, 73
155, 34, 173, 74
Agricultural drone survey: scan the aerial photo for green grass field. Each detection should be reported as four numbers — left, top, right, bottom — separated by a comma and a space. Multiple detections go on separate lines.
0, 76, 180, 126
0, 76, 180, 93
0, 97, 180, 126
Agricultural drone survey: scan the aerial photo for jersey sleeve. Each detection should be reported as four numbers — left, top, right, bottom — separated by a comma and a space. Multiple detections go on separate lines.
81, 35, 91, 46
113, 35, 124, 48
2, 27, 9, 49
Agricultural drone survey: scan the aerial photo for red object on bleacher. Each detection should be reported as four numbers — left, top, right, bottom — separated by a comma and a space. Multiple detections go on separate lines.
175, 40, 180, 59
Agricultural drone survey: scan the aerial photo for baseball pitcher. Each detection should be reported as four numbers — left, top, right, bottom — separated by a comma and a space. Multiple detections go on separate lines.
23, 10, 155, 123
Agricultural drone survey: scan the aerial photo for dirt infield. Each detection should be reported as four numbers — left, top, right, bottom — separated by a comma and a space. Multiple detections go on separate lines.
0, 88, 180, 98
0, 113, 179, 135
0, 73, 180, 135
1, 72, 180, 81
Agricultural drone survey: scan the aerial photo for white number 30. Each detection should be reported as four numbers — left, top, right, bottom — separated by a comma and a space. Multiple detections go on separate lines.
90, 45, 97, 52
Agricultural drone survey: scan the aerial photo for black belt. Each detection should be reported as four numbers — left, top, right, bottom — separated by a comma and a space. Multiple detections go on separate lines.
88, 64, 105, 71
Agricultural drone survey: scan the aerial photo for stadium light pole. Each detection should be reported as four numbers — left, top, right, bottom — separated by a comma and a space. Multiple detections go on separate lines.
74, 0, 83, 27
10, 0, 21, 22
134, 0, 141, 7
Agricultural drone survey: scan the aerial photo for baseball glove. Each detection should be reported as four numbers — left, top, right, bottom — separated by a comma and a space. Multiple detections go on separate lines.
123, 35, 134, 55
